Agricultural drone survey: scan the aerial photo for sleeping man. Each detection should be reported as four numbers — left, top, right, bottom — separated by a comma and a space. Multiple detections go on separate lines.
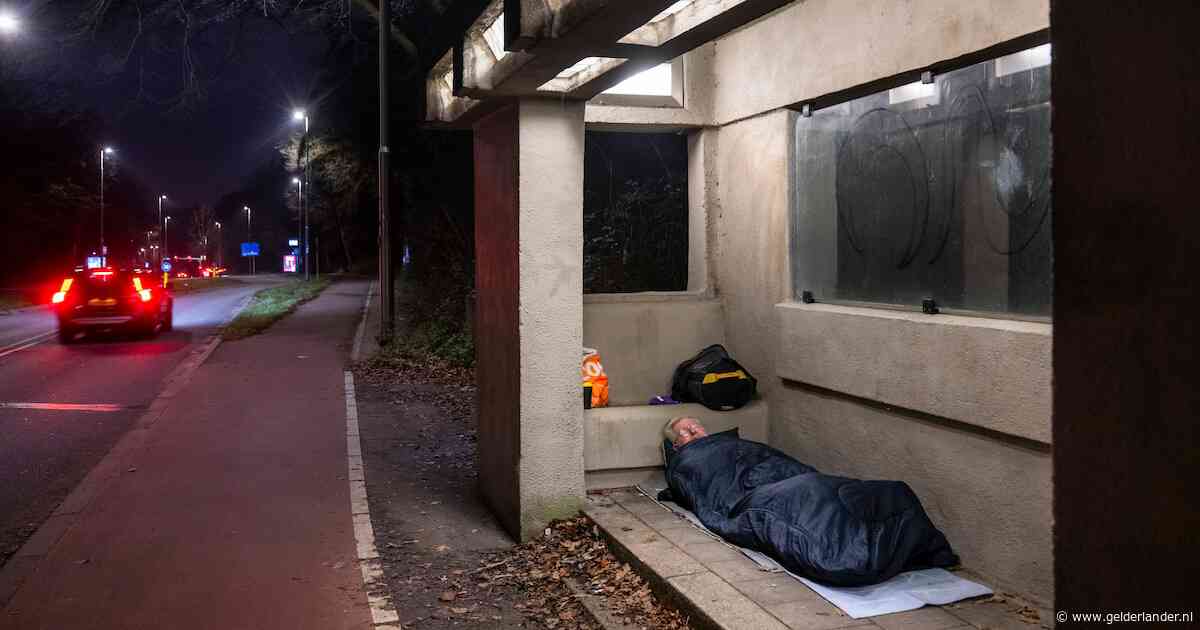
659, 416, 959, 586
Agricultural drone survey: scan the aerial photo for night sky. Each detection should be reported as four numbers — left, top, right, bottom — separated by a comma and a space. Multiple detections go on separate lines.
10, 5, 331, 209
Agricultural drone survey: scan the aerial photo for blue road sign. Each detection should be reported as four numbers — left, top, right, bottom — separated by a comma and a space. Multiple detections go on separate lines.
241, 242, 260, 257
161, 260, 173, 273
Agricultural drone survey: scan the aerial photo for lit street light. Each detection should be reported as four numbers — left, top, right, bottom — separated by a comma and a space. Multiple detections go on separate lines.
291, 108, 311, 280
0, 11, 20, 35
215, 222, 222, 267
99, 146, 114, 256
164, 215, 171, 259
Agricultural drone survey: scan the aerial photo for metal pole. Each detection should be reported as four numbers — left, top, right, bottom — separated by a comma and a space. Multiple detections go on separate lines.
378, 0, 393, 337
295, 181, 302, 274
99, 150, 105, 255
158, 196, 162, 264
304, 115, 311, 281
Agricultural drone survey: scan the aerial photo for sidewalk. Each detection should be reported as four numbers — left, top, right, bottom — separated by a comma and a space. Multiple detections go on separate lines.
1, 279, 375, 630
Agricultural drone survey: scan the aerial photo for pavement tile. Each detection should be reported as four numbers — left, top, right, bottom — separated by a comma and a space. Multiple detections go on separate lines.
626, 539, 707, 578
614, 495, 663, 514
765, 598, 874, 630
948, 600, 1043, 629
634, 508, 691, 529
586, 494, 616, 507
706, 556, 777, 583
873, 606, 967, 630
681, 541, 745, 564
668, 571, 791, 630
733, 575, 824, 606
654, 525, 718, 547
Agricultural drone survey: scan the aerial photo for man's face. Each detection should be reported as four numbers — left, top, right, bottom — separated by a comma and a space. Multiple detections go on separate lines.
672, 418, 708, 447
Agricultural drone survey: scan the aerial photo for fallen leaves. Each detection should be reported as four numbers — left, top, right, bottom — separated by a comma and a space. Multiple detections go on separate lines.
480, 516, 692, 630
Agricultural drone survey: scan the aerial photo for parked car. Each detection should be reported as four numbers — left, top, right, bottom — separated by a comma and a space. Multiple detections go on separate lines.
51, 267, 174, 343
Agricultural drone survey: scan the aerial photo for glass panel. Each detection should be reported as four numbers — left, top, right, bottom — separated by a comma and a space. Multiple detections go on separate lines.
791, 46, 1052, 316
584, 132, 688, 293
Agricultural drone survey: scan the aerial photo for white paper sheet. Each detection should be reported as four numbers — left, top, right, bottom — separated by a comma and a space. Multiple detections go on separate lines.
635, 484, 992, 619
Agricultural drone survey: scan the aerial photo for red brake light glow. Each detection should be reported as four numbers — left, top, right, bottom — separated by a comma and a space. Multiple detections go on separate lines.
90, 270, 114, 277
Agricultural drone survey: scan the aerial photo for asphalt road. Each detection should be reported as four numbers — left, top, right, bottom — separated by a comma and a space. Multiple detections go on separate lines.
0, 276, 278, 568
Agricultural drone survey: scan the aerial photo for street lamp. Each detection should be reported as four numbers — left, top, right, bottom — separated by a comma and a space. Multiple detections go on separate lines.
157, 195, 168, 264
291, 108, 311, 280
291, 177, 303, 277
215, 222, 222, 267
99, 146, 114, 255
243, 206, 253, 275
163, 215, 171, 259
0, 11, 20, 35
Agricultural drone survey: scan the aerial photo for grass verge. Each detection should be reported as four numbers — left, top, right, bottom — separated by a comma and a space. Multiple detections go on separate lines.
169, 276, 244, 294
222, 278, 331, 340
0, 294, 34, 311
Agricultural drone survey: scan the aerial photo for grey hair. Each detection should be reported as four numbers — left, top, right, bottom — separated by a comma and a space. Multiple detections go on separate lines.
663, 416, 689, 442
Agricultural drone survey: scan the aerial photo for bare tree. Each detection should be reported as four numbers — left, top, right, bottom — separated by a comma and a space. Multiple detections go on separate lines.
191, 204, 216, 258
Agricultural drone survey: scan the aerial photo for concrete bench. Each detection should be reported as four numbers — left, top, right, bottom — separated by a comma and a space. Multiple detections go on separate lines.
583, 400, 768, 490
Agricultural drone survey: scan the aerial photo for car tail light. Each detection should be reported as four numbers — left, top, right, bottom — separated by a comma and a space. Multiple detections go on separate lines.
132, 277, 153, 302
90, 270, 114, 277
51, 278, 73, 304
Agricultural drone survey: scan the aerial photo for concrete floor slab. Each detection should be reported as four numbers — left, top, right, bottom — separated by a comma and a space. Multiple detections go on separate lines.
872, 606, 969, 630
733, 575, 826, 606
668, 571, 792, 630
680, 541, 744, 564
764, 598, 874, 630
706, 556, 776, 582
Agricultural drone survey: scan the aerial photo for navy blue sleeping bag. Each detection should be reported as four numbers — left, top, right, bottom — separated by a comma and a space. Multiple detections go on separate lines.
662, 430, 959, 586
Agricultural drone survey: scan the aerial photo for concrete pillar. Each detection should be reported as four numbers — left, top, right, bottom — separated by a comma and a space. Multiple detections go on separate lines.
473, 99, 586, 541
1051, 0, 1199, 612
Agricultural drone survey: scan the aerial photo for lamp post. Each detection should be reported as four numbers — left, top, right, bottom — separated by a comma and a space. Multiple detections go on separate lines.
99, 146, 114, 256
215, 222, 222, 267
291, 177, 303, 275
164, 215, 171, 260
292, 109, 311, 281
243, 206, 253, 275
157, 195, 167, 263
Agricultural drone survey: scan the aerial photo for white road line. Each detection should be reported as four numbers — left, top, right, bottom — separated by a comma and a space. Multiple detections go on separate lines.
351, 281, 374, 362
0, 402, 129, 412
0, 331, 54, 359
345, 370, 400, 627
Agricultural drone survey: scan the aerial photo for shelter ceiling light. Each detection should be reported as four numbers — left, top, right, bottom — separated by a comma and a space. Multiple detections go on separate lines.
483, 13, 508, 61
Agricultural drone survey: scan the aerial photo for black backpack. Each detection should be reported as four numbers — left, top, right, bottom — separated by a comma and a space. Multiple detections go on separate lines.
671, 344, 757, 411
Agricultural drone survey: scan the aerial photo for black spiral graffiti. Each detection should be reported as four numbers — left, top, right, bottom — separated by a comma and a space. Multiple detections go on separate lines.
834, 107, 931, 270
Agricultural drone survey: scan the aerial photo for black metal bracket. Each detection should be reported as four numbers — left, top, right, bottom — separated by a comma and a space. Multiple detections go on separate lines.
922, 298, 939, 315
801, 290, 815, 304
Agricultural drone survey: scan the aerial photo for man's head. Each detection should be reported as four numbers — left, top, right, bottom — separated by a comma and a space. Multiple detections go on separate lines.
664, 416, 708, 448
